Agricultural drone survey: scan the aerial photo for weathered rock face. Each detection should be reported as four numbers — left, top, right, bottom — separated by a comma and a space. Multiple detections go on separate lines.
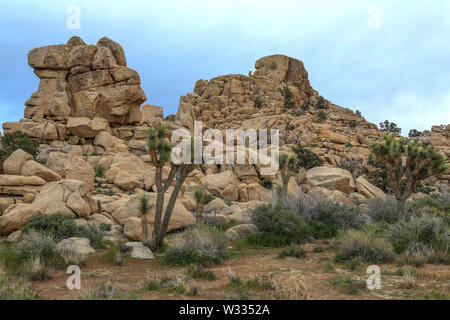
175, 54, 380, 167
32, 179, 93, 218
0, 204, 41, 235
47, 152, 95, 190
306, 166, 356, 194
25, 36, 146, 125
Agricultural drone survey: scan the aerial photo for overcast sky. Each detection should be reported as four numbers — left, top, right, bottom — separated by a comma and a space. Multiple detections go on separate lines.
0, 0, 449, 135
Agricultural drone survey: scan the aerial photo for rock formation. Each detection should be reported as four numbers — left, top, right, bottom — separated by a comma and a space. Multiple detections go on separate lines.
0, 37, 447, 240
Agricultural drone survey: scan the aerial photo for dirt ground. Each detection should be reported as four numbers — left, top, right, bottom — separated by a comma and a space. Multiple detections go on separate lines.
29, 242, 449, 300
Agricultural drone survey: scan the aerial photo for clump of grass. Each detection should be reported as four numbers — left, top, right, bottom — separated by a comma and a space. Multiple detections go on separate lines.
103, 242, 124, 266
78, 280, 117, 300
278, 246, 306, 259
94, 165, 105, 178
313, 247, 324, 253
0, 265, 37, 300
331, 276, 366, 295
163, 223, 229, 267
186, 264, 216, 281
143, 274, 188, 295
333, 230, 395, 264
225, 270, 276, 300
324, 262, 335, 272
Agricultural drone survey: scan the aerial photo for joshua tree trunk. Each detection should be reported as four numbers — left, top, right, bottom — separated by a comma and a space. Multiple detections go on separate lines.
152, 167, 165, 244
196, 202, 205, 223
158, 165, 194, 246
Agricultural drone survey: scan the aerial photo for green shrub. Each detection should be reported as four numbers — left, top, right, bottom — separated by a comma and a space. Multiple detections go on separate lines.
0, 131, 39, 161
292, 145, 323, 170
22, 213, 79, 242
250, 204, 311, 247
314, 96, 329, 110
385, 214, 449, 254
333, 230, 395, 264
163, 223, 229, 266
22, 213, 107, 249
408, 195, 450, 218
278, 245, 306, 259
259, 177, 273, 190
277, 193, 366, 239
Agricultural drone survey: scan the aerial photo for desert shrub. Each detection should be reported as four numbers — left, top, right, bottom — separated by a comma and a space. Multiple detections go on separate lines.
186, 264, 216, 281
22, 213, 79, 242
349, 120, 357, 129
163, 223, 229, 266
316, 110, 328, 123
333, 230, 395, 264
277, 193, 366, 239
408, 195, 450, 218
314, 96, 329, 110
79, 280, 117, 300
292, 145, 323, 170
259, 177, 273, 190
0, 266, 37, 300
278, 245, 306, 259
0, 131, 39, 161
278, 86, 295, 109
385, 214, 449, 254
22, 213, 106, 249
250, 204, 311, 247
103, 242, 124, 266
379, 120, 401, 135
366, 197, 400, 223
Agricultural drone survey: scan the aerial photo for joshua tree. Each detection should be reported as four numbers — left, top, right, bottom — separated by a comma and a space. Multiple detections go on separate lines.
370, 134, 448, 219
193, 186, 214, 223
279, 154, 299, 192
139, 194, 150, 242
146, 123, 197, 248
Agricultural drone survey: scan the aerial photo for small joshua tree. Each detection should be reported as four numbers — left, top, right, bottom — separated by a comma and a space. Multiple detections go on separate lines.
370, 134, 448, 219
146, 123, 197, 249
278, 85, 295, 110
193, 186, 214, 223
279, 154, 299, 192
139, 194, 150, 242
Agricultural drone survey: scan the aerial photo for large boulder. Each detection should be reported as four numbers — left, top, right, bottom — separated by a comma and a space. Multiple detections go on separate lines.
21, 160, 62, 182
56, 237, 95, 256
0, 175, 46, 186
306, 167, 356, 194
356, 176, 386, 199
113, 193, 195, 240
32, 180, 92, 218
225, 224, 258, 242
0, 204, 40, 235
203, 170, 241, 201
47, 152, 95, 190
121, 242, 154, 260
3, 149, 33, 175
67, 117, 110, 138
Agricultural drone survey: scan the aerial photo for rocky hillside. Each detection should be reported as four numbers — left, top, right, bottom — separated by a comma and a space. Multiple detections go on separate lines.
0, 37, 448, 241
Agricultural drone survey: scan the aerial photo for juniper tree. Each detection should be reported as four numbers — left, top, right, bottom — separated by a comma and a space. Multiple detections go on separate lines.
370, 134, 448, 219
279, 154, 299, 192
146, 123, 197, 248
379, 120, 402, 135
292, 145, 323, 170
278, 85, 295, 110
0, 131, 39, 160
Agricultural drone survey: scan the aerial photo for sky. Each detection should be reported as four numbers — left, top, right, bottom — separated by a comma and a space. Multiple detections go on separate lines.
0, 0, 449, 135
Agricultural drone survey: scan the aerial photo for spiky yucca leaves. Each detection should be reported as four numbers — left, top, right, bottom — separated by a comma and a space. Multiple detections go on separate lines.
146, 124, 198, 248
139, 194, 150, 242
193, 187, 214, 223
279, 154, 299, 193
370, 134, 448, 219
